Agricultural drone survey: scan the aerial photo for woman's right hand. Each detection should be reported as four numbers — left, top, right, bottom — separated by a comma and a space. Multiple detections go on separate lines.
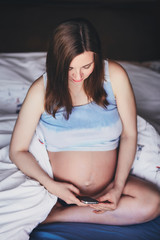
48, 180, 86, 206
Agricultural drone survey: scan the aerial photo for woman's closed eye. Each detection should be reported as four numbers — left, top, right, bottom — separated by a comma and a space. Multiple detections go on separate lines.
69, 62, 94, 71
83, 63, 93, 69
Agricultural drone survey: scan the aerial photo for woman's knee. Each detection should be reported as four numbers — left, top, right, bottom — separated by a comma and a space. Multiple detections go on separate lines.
124, 176, 160, 222
135, 182, 160, 222
144, 190, 160, 220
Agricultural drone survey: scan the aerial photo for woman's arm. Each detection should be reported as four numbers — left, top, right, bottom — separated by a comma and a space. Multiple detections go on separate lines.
110, 60, 137, 191
9, 77, 52, 186
94, 61, 137, 211
9, 77, 83, 205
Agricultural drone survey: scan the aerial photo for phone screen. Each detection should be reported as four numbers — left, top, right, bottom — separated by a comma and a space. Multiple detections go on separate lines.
77, 196, 99, 204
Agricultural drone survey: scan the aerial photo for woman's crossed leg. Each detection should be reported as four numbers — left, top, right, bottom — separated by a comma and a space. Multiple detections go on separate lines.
44, 176, 160, 225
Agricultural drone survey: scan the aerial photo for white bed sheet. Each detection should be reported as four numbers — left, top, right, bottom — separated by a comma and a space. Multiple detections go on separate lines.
0, 113, 17, 148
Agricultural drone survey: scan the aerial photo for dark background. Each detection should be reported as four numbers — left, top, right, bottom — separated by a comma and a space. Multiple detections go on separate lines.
0, 0, 159, 61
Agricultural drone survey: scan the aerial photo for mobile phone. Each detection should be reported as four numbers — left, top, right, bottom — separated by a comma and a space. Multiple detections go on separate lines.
77, 196, 99, 204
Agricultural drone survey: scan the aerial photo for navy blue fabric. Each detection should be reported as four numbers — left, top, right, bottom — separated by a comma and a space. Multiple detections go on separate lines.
30, 216, 160, 240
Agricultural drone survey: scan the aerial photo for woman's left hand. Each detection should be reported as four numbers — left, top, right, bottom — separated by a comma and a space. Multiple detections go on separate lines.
89, 182, 123, 214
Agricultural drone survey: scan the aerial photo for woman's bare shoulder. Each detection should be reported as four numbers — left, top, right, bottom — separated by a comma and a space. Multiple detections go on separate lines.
30, 75, 45, 95
108, 60, 128, 81
108, 60, 130, 94
21, 75, 45, 114
27, 75, 45, 100
9, 76, 46, 152
108, 60, 129, 85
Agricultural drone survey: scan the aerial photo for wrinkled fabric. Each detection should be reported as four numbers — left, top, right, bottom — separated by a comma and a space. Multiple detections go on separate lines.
0, 133, 57, 240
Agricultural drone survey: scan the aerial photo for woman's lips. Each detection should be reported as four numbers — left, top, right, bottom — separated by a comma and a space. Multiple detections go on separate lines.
72, 78, 83, 82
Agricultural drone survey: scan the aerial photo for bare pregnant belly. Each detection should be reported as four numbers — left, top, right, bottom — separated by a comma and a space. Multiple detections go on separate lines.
48, 150, 117, 196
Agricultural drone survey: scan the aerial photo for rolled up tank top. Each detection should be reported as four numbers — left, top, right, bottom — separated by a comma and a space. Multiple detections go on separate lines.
36, 60, 122, 152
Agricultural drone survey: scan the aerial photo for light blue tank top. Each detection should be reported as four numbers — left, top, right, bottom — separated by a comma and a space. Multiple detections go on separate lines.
36, 60, 122, 152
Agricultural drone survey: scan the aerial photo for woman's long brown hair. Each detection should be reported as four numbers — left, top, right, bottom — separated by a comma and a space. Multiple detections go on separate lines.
45, 18, 108, 119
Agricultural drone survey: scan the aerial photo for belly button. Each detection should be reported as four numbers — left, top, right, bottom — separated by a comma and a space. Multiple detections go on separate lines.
84, 181, 92, 187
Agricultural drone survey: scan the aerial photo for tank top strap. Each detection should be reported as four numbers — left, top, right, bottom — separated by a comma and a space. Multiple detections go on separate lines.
104, 59, 110, 82
43, 72, 47, 89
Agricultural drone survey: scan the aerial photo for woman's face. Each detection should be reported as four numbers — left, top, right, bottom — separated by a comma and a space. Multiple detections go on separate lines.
68, 51, 94, 85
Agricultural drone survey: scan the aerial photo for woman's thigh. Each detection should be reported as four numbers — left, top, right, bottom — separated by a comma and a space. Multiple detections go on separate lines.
121, 175, 160, 220
123, 175, 160, 199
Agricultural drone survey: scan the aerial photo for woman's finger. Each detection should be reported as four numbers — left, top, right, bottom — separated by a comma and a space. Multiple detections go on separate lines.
93, 209, 106, 214
73, 197, 88, 206
89, 205, 103, 210
98, 194, 111, 202
69, 184, 80, 195
89, 203, 109, 210
90, 202, 116, 212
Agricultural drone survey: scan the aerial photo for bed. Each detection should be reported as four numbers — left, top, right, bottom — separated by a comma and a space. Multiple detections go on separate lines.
0, 53, 160, 240
0, 0, 160, 239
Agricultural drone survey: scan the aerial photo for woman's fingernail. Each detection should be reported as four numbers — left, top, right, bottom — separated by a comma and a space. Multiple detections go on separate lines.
93, 210, 101, 213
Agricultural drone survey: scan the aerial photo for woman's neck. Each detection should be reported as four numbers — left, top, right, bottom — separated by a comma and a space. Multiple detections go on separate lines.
69, 83, 90, 106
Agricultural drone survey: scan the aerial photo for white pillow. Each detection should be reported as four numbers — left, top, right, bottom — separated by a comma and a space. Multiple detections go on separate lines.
0, 82, 29, 113
119, 61, 160, 134
0, 52, 46, 114
131, 116, 160, 189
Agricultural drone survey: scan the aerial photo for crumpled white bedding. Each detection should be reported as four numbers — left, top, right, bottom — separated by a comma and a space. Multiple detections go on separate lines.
131, 116, 160, 188
0, 132, 57, 240
0, 113, 17, 149
0, 116, 159, 240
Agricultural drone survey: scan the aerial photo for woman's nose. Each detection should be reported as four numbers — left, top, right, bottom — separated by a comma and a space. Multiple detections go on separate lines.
72, 70, 83, 80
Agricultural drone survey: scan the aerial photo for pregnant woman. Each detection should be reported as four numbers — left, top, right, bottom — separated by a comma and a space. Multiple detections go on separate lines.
9, 18, 160, 225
